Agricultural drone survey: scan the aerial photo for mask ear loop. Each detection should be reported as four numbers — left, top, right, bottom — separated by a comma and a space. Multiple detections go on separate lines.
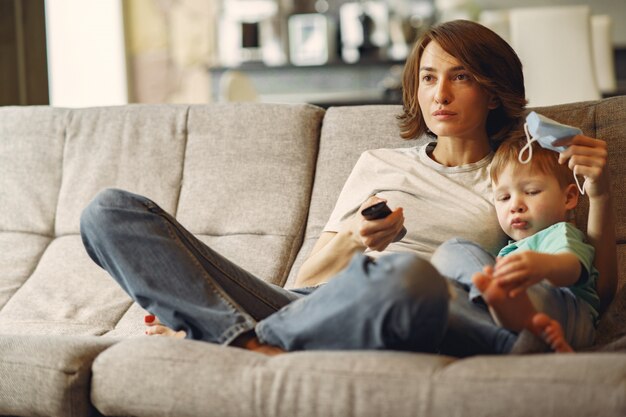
520, 122, 586, 194
574, 166, 587, 195
518, 122, 536, 164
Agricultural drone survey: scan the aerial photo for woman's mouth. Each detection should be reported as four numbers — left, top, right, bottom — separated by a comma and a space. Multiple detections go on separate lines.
432, 110, 457, 120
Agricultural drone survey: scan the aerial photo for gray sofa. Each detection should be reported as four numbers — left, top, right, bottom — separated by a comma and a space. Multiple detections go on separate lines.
0, 97, 625, 417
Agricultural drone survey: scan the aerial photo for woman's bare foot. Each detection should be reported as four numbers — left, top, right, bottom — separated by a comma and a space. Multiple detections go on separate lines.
232, 332, 285, 356
144, 314, 186, 339
530, 313, 574, 353
143, 316, 284, 355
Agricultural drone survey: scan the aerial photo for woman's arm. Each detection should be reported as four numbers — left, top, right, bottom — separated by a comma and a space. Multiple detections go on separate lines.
559, 135, 617, 313
294, 197, 405, 287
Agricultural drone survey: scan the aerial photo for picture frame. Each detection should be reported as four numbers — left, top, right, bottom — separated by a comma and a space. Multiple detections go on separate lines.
288, 13, 335, 66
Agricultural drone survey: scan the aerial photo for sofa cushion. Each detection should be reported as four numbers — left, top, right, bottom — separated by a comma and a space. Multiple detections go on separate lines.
0, 106, 67, 236
55, 104, 189, 236
593, 243, 626, 346
0, 236, 131, 336
285, 105, 421, 288
177, 103, 324, 285
0, 335, 114, 417
0, 232, 50, 309
91, 337, 454, 417
431, 353, 626, 417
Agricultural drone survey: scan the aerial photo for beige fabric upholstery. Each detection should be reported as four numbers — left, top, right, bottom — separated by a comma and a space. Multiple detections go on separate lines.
92, 336, 455, 417
0, 335, 113, 417
0, 106, 67, 235
0, 102, 324, 416
56, 105, 189, 235
285, 105, 420, 288
0, 233, 50, 309
0, 236, 131, 336
0, 98, 624, 417
177, 103, 324, 284
93, 337, 626, 417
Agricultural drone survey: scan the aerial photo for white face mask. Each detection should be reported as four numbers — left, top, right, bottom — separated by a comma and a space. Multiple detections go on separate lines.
518, 111, 586, 194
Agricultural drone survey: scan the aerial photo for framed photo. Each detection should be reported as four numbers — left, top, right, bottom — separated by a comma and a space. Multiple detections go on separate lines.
288, 14, 335, 66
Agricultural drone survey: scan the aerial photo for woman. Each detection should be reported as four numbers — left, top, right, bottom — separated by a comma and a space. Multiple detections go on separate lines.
81, 20, 615, 355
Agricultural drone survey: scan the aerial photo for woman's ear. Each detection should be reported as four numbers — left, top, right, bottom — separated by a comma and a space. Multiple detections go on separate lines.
488, 94, 500, 110
564, 183, 579, 211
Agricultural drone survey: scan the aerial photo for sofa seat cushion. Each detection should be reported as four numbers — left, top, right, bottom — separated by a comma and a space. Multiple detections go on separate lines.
91, 337, 454, 417
0, 235, 131, 336
0, 232, 51, 309
0, 334, 114, 417
432, 353, 626, 417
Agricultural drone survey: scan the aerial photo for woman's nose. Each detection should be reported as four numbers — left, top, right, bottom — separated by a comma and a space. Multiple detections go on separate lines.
434, 80, 452, 105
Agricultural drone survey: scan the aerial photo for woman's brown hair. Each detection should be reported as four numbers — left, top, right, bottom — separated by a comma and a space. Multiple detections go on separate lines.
398, 20, 527, 143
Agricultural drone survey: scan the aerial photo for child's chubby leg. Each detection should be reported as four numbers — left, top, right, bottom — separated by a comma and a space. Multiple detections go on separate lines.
472, 268, 573, 353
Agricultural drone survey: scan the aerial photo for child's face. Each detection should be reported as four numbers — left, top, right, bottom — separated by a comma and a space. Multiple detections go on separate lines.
492, 164, 577, 241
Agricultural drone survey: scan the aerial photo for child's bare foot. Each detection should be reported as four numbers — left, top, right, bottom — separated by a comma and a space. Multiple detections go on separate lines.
530, 313, 574, 353
472, 267, 537, 332
144, 314, 186, 339
473, 270, 574, 353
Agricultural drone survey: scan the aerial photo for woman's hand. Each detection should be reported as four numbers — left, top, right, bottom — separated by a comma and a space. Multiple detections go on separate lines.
345, 196, 405, 252
558, 134, 609, 198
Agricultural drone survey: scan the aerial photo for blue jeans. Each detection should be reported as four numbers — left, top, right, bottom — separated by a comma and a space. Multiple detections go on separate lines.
431, 238, 596, 353
80, 189, 450, 352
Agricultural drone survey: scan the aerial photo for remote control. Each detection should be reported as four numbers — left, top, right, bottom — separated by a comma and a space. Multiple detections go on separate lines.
360, 201, 407, 242
361, 201, 392, 219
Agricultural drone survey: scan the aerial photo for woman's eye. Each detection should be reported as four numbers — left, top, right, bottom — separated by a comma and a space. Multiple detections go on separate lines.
422, 74, 433, 82
454, 73, 470, 81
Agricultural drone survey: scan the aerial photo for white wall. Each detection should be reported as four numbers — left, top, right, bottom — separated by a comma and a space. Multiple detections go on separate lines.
474, 0, 626, 45
45, 0, 128, 107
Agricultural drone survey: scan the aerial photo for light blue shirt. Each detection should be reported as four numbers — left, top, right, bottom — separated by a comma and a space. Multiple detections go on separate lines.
498, 222, 600, 321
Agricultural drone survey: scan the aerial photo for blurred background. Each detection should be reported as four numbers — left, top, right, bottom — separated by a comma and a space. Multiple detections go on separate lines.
1, 0, 625, 108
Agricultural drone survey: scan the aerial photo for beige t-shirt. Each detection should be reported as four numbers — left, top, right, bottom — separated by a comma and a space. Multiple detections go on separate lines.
324, 142, 508, 259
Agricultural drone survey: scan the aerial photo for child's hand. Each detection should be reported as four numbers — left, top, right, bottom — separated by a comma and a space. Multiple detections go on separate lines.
493, 251, 550, 297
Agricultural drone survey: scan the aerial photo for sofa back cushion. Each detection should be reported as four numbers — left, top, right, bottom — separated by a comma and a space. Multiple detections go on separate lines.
0, 107, 68, 236
0, 103, 323, 337
176, 103, 324, 283
285, 105, 422, 287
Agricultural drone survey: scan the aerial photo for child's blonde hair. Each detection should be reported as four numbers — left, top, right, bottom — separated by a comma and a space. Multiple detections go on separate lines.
490, 133, 575, 189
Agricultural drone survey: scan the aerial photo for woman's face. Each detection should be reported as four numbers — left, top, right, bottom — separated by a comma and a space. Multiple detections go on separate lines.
417, 41, 498, 142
